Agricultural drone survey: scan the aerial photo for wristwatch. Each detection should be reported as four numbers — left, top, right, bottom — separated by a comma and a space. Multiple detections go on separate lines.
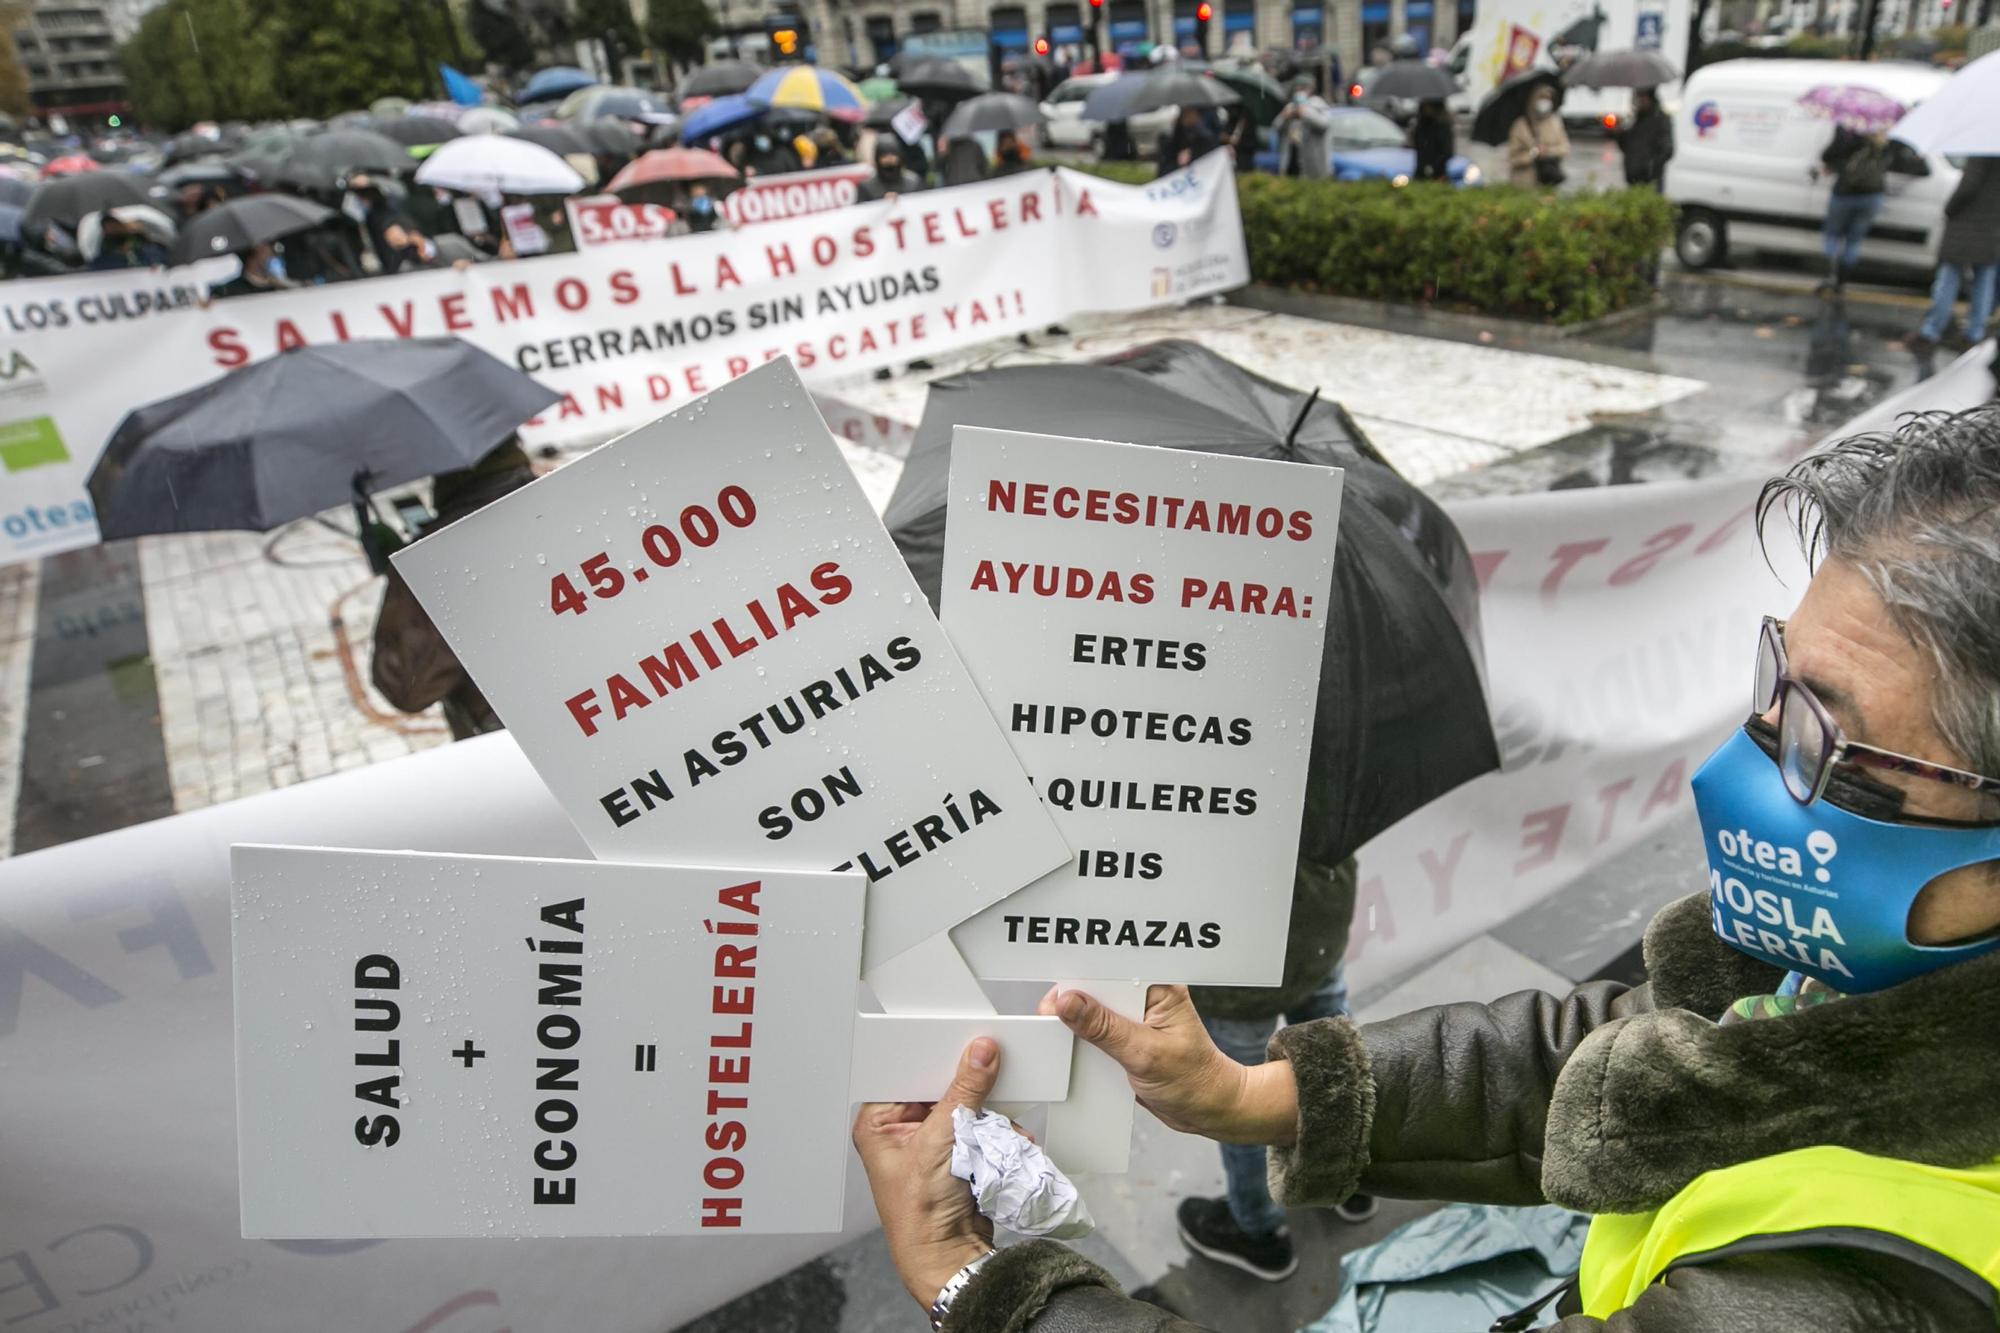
929, 1248, 998, 1331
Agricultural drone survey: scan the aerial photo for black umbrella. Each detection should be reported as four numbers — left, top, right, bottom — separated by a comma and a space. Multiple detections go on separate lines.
564, 86, 676, 123
679, 61, 761, 100
22, 171, 150, 234
1366, 59, 1457, 102
0, 175, 31, 208
941, 92, 1046, 136
1082, 69, 1240, 122
864, 94, 916, 129
506, 122, 597, 157
367, 115, 465, 147
1561, 49, 1680, 89
154, 159, 255, 191
1471, 68, 1562, 146
1200, 63, 1289, 124
170, 194, 334, 263
87, 339, 560, 541
278, 128, 411, 189
893, 56, 984, 102
577, 116, 643, 158
883, 341, 1498, 865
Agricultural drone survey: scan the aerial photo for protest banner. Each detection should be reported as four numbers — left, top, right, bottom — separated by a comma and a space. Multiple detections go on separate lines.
11, 279, 1978, 1333
566, 196, 679, 247
233, 847, 865, 1238
720, 164, 874, 227
391, 359, 1070, 973
938, 428, 1344, 986
6, 155, 1246, 566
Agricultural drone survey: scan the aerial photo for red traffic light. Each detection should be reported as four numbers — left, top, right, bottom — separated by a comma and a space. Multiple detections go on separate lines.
1035, 35, 1051, 52
1195, 2, 1212, 19
1089, 0, 1102, 9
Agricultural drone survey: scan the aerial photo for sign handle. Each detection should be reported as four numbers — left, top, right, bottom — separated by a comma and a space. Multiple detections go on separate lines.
1041, 980, 1146, 1173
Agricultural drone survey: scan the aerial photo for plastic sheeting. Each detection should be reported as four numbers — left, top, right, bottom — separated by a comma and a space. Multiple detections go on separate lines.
1304, 1204, 1589, 1333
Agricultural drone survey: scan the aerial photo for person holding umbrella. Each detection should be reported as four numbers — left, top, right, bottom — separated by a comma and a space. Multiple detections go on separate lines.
1156, 105, 1220, 176
1411, 98, 1455, 182
1815, 124, 1892, 293
857, 139, 923, 203
1612, 87, 1674, 189
1909, 157, 2000, 356
1507, 83, 1569, 188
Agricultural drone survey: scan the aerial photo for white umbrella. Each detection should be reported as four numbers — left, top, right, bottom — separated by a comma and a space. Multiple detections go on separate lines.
414, 135, 584, 196
76, 204, 178, 261
457, 105, 521, 134
1891, 49, 2000, 156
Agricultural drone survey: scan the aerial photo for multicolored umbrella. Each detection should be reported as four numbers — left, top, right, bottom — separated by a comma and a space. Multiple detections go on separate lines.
747, 66, 866, 121
1798, 83, 1906, 133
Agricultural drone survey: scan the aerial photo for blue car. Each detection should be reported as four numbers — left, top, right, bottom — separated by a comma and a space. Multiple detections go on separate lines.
1255, 106, 1483, 187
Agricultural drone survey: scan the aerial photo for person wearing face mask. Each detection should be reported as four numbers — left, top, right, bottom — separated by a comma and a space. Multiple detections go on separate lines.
1508, 86, 1571, 188
856, 405, 2000, 1332
857, 142, 923, 203
1276, 77, 1333, 179
990, 130, 1033, 177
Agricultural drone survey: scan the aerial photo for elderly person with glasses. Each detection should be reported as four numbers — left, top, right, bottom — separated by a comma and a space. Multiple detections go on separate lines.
854, 406, 2000, 1332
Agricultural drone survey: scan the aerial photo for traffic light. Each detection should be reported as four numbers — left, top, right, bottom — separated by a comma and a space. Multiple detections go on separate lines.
1194, 1, 1211, 51
1088, 0, 1101, 9
1034, 35, 1051, 54
772, 26, 799, 55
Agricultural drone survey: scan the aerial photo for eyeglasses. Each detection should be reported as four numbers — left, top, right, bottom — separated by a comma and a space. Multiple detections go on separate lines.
1754, 616, 2000, 807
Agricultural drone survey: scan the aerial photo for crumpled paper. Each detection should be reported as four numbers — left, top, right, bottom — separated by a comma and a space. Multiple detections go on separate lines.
949, 1106, 1096, 1239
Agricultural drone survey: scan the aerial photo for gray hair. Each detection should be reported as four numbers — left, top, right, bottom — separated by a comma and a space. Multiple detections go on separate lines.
1757, 405, 2000, 780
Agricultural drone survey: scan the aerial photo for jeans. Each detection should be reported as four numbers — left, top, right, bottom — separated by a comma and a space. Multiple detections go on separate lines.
1202, 964, 1351, 1237
1920, 262, 1999, 343
1822, 192, 1883, 268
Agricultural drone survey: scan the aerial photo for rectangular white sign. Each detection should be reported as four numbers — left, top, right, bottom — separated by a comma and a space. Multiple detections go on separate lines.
940, 428, 1344, 984
391, 359, 1069, 972
231, 845, 865, 1237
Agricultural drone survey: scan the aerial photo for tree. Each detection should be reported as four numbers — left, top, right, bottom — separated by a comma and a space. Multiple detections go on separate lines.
574, 0, 642, 80
468, 0, 536, 74
645, 0, 719, 73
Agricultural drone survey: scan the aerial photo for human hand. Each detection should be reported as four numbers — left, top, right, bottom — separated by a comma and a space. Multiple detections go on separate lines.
853, 1039, 1000, 1311
1040, 985, 1298, 1145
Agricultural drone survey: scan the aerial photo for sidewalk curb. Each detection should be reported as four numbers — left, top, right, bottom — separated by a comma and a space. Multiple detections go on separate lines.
1224, 283, 1669, 341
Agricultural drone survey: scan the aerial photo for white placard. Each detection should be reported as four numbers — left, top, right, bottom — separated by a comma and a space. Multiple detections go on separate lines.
391, 359, 1069, 972
941, 428, 1344, 984
231, 846, 865, 1237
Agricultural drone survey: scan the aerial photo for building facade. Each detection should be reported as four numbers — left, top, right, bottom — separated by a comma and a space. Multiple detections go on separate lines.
13, 2, 129, 119
696, 0, 1467, 76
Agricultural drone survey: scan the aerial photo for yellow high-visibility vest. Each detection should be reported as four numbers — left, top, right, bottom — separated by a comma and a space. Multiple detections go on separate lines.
1579, 1145, 2000, 1318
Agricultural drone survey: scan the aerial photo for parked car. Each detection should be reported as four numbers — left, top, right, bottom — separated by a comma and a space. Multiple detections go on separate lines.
1038, 74, 1178, 154
1254, 106, 1483, 185
1665, 58, 1958, 274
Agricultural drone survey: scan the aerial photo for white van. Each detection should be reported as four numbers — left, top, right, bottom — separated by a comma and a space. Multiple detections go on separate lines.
1665, 59, 1959, 274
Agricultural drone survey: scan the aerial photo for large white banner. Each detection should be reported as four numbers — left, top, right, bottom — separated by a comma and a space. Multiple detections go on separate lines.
0, 155, 1248, 566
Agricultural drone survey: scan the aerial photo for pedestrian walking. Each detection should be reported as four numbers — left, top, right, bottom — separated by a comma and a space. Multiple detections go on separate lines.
1816, 126, 1892, 292
1613, 87, 1674, 189
1410, 98, 1454, 182
1507, 88, 1569, 188
1174, 859, 1372, 1282
1910, 157, 2000, 354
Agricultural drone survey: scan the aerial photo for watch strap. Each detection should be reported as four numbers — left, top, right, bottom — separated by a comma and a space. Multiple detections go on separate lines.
929, 1248, 998, 1331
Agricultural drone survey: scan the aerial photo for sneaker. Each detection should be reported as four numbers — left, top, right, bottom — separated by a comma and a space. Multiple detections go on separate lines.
1332, 1193, 1379, 1223
1175, 1196, 1298, 1280
1906, 330, 1939, 355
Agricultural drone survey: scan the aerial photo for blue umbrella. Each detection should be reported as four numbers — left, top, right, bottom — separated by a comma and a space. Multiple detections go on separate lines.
681, 93, 766, 142
520, 66, 597, 104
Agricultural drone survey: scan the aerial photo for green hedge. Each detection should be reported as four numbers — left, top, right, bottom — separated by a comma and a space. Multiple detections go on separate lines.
1078, 165, 1674, 325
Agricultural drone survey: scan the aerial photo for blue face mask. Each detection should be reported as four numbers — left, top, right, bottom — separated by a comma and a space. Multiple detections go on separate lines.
1691, 726, 2000, 993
